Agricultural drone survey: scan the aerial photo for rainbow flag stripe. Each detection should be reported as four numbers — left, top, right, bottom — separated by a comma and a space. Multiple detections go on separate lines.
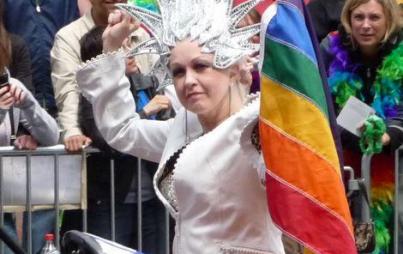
259, 0, 356, 253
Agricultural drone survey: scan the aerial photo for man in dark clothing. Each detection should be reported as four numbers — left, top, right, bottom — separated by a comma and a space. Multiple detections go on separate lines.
307, 0, 345, 42
4, 0, 79, 116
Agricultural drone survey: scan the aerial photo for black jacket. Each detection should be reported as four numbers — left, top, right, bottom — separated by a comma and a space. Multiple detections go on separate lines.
5, 0, 79, 116
307, 0, 345, 42
9, 34, 33, 93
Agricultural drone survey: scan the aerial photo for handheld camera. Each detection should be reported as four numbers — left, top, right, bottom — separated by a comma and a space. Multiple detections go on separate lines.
0, 68, 9, 88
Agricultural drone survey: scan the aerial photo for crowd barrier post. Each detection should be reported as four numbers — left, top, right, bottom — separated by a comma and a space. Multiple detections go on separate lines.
394, 146, 403, 254
109, 158, 115, 242
137, 158, 142, 252
361, 154, 373, 223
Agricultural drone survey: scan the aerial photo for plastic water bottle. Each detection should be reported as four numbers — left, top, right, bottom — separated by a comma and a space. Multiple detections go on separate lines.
40, 233, 60, 254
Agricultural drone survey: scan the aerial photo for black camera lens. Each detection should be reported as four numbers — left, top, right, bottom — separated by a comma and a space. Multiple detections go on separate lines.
0, 69, 9, 87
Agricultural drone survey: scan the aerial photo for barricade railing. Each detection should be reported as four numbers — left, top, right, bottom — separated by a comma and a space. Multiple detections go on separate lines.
9, 143, 403, 253
394, 146, 403, 254
0, 145, 94, 253
0, 145, 172, 254
359, 149, 403, 254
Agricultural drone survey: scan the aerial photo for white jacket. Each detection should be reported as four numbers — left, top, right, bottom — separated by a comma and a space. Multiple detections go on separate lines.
77, 52, 284, 254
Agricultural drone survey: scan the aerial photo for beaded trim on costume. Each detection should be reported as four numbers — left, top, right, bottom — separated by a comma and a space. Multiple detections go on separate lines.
158, 145, 186, 211
77, 49, 124, 70
157, 93, 260, 212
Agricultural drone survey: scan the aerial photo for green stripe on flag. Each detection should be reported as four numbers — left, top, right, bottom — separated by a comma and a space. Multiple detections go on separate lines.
262, 38, 329, 118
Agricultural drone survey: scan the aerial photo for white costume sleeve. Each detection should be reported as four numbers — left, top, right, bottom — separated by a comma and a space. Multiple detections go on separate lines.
76, 51, 172, 162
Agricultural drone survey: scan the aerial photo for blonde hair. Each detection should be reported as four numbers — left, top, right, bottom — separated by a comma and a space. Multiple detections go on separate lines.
340, 0, 402, 43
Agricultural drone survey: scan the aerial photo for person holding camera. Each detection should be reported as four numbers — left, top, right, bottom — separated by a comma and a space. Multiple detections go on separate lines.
0, 69, 59, 148
1, 0, 60, 252
0, 68, 60, 254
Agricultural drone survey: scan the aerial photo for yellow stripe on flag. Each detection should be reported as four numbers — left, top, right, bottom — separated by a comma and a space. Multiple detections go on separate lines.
260, 76, 340, 173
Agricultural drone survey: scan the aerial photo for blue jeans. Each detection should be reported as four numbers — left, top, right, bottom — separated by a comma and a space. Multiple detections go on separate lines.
2, 210, 56, 254
2, 213, 19, 254
61, 198, 168, 254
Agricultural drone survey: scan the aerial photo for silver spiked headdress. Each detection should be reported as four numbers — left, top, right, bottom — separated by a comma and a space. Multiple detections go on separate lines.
117, 0, 262, 88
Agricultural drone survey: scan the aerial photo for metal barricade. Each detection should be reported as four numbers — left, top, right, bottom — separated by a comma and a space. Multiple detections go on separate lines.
360, 151, 403, 254
0, 145, 93, 253
344, 156, 373, 226
0, 145, 172, 254
109, 157, 171, 254
394, 146, 403, 254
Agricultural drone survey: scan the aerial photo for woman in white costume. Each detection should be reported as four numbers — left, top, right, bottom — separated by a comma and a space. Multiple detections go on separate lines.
76, 0, 284, 253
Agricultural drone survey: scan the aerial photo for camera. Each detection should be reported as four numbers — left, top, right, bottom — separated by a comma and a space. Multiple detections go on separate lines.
0, 68, 9, 88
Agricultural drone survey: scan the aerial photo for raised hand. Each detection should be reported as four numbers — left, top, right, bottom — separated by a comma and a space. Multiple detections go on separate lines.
103, 10, 139, 53
239, 56, 258, 87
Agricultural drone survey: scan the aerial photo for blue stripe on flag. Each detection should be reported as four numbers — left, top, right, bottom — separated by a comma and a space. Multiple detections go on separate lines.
266, 1, 317, 63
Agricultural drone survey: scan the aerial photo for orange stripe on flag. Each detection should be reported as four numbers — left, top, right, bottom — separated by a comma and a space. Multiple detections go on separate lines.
260, 121, 354, 236
260, 76, 340, 174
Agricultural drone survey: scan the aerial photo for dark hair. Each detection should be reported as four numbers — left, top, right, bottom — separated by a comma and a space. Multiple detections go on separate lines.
79, 26, 106, 62
0, 0, 11, 71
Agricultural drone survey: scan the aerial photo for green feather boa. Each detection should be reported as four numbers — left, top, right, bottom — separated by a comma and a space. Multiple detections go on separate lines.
359, 115, 386, 155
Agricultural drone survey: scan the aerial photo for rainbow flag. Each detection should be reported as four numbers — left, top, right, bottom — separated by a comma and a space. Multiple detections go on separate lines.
128, 0, 159, 12
259, 0, 357, 253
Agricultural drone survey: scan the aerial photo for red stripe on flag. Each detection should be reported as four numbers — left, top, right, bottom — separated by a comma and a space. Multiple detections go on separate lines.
260, 120, 356, 253
266, 173, 356, 253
